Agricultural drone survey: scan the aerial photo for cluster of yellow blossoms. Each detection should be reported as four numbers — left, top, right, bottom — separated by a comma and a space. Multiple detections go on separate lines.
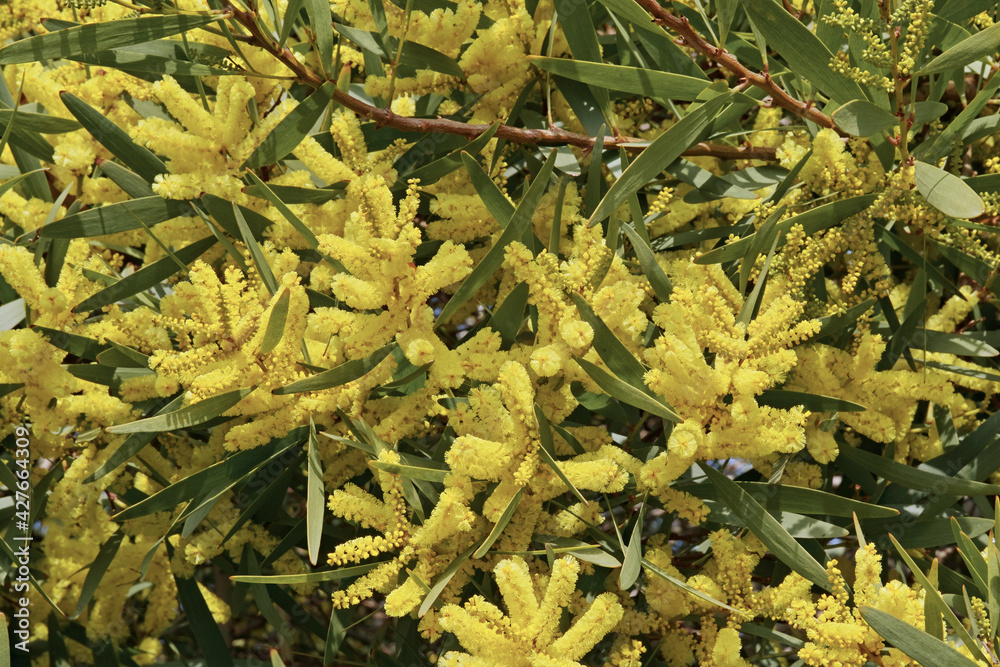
2, 0, 1000, 665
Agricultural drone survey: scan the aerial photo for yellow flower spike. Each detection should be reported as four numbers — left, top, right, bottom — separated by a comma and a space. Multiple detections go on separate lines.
327, 483, 396, 532
524, 555, 580, 645
384, 575, 425, 617
710, 627, 751, 667
446, 435, 514, 481
293, 135, 358, 184
554, 458, 628, 494
410, 487, 478, 548
547, 592, 624, 661
438, 599, 523, 658
214, 76, 256, 149
328, 108, 370, 173
493, 556, 539, 629
0, 244, 49, 311
151, 75, 216, 141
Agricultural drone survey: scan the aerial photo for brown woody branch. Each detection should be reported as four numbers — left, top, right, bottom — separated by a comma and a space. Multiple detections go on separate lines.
223, 4, 777, 161
632, 0, 838, 131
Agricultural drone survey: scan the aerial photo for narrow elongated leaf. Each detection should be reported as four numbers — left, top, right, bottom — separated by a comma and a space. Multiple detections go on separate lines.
705, 502, 849, 538
325, 608, 348, 661
553, 0, 614, 127
696, 195, 878, 264
919, 70, 1000, 162
71, 532, 124, 618
832, 99, 898, 137
952, 520, 989, 596
535, 404, 588, 505
173, 574, 236, 667
523, 538, 620, 568
0, 13, 223, 64
861, 607, 981, 667
473, 486, 524, 558
460, 149, 514, 228
245, 547, 291, 640
68, 50, 237, 76
74, 236, 216, 312
84, 431, 162, 484
115, 426, 305, 521
620, 497, 646, 590
419, 541, 480, 616
671, 159, 758, 201
202, 193, 272, 240
398, 41, 465, 78
839, 445, 1000, 496
919, 21, 1000, 75
435, 149, 557, 325
233, 202, 278, 294
871, 324, 998, 357
741, 0, 865, 104
244, 181, 344, 204
106, 388, 253, 434
39, 196, 190, 238
914, 161, 984, 219
876, 222, 964, 297
303, 0, 334, 75
481, 281, 529, 347
621, 223, 671, 301
590, 91, 732, 225
243, 82, 334, 168
739, 204, 784, 295
306, 418, 325, 566
757, 390, 866, 413
678, 482, 899, 519
370, 460, 449, 483
273, 343, 394, 394
0, 169, 46, 207
700, 463, 831, 590
576, 358, 680, 423
569, 295, 639, 371
232, 562, 385, 584
0, 109, 80, 134
642, 557, 739, 611
257, 288, 291, 355
987, 543, 1000, 640
528, 57, 710, 101
98, 161, 154, 198
0, 299, 24, 331
887, 533, 991, 664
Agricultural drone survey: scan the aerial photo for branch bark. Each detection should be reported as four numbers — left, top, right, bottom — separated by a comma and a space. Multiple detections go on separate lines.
632, 0, 838, 131
223, 4, 778, 161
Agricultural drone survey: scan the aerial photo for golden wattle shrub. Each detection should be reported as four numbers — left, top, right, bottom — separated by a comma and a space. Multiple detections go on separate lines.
2, 0, 1000, 665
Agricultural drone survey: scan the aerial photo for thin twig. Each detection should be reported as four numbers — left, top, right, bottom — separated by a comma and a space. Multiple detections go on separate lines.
632, 0, 838, 131
223, 3, 778, 160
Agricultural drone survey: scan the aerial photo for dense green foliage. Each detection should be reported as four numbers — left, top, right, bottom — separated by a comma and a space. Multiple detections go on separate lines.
3, 0, 1000, 666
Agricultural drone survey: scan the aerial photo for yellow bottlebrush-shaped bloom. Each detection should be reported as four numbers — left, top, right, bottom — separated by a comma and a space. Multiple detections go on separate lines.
130, 75, 292, 203
767, 543, 926, 667
787, 332, 964, 457
438, 556, 624, 667
642, 260, 817, 470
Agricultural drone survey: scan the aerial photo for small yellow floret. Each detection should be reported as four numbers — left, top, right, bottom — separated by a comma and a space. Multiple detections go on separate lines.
391, 94, 417, 117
